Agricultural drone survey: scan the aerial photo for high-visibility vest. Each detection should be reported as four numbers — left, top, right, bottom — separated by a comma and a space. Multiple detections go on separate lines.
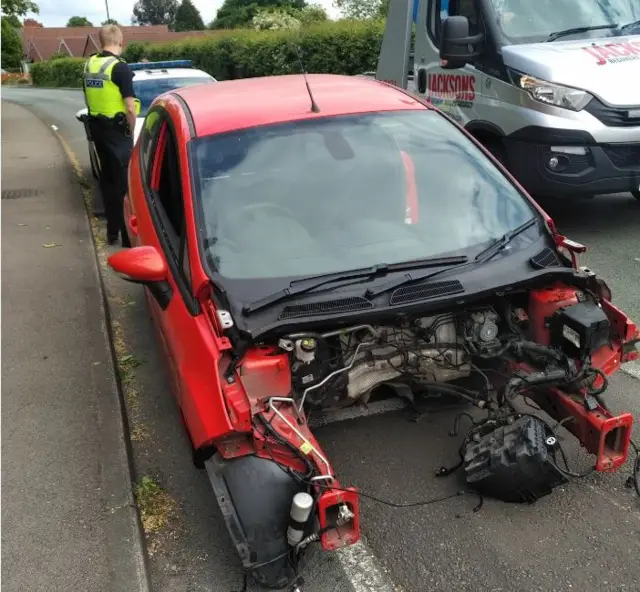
83, 54, 127, 119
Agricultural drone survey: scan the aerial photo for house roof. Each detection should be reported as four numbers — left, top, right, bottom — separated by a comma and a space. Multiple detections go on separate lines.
21, 25, 170, 55
58, 37, 87, 57
26, 38, 61, 62
20, 26, 215, 62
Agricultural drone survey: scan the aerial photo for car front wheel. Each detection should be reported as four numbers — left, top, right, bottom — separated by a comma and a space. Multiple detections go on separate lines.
631, 188, 640, 202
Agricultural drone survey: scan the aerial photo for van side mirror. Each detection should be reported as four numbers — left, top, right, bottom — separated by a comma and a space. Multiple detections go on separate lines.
440, 16, 484, 69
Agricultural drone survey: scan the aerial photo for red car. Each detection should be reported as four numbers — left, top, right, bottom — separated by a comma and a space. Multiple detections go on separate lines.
109, 74, 640, 589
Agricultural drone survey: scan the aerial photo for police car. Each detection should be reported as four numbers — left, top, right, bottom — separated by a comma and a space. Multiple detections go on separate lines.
76, 60, 216, 180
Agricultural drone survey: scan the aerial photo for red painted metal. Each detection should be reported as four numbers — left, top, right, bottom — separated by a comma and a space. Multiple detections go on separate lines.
317, 487, 360, 550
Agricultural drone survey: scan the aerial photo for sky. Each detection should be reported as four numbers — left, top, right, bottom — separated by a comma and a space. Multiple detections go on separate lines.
27, 0, 341, 27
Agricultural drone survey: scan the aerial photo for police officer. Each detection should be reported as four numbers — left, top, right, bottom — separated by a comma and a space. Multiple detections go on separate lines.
83, 24, 138, 246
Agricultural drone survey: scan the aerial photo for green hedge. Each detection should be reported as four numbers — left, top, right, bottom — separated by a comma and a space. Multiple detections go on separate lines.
31, 21, 385, 88
30, 57, 86, 88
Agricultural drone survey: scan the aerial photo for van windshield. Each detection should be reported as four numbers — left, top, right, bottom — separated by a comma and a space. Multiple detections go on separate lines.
487, 0, 640, 43
190, 111, 536, 281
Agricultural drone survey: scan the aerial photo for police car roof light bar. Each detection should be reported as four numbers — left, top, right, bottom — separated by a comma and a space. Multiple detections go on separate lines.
129, 60, 193, 71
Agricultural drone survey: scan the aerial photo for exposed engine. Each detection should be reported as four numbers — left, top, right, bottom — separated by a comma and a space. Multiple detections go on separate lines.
278, 308, 503, 408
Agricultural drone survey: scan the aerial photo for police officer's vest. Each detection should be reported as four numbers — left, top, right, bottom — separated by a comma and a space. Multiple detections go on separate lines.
83, 54, 127, 119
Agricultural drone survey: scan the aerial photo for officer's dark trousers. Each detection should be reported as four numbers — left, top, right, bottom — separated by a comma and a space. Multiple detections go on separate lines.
90, 119, 133, 240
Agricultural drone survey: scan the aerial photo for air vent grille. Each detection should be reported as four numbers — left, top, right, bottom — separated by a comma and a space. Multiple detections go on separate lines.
390, 279, 464, 305
279, 297, 373, 320
530, 247, 561, 270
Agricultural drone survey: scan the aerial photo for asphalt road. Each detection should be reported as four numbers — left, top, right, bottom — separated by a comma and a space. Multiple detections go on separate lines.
5, 87, 639, 592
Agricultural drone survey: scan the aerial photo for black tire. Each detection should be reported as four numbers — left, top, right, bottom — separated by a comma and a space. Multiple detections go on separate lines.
631, 188, 640, 202
484, 137, 507, 167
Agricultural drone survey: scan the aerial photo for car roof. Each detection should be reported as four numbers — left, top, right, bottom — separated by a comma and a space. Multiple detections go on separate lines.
132, 68, 213, 82
173, 74, 428, 137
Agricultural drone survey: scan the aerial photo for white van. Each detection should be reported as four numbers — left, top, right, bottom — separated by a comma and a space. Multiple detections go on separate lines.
376, 0, 640, 200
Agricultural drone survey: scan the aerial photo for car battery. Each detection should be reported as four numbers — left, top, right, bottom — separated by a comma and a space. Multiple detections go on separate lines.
549, 300, 611, 358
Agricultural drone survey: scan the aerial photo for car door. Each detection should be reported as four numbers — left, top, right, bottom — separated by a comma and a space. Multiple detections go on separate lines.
127, 106, 234, 449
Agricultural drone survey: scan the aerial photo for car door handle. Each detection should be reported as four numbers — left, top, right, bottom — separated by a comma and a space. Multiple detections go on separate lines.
128, 215, 139, 236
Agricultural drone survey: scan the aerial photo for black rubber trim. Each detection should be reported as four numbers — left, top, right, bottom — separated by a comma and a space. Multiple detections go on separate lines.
140, 109, 201, 316
144, 280, 173, 310
170, 91, 196, 138
465, 120, 505, 138
507, 126, 595, 145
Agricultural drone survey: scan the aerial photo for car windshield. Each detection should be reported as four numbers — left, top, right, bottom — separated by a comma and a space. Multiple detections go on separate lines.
190, 111, 536, 280
487, 0, 640, 43
133, 76, 213, 116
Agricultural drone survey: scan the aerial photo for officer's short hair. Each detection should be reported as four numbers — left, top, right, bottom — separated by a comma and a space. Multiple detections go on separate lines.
99, 24, 123, 48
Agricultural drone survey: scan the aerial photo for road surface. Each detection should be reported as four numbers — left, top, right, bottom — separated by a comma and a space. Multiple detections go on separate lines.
4, 87, 639, 592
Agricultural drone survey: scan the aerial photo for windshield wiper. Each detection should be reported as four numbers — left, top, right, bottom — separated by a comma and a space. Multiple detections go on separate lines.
242, 255, 468, 315
474, 218, 538, 264
363, 257, 470, 299
620, 20, 640, 32
364, 218, 538, 300
547, 24, 619, 42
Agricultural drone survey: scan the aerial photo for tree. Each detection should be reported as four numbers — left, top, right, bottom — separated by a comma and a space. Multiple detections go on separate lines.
132, 0, 179, 26
67, 16, 93, 27
333, 0, 385, 20
1, 0, 38, 17
174, 0, 204, 31
1, 17, 23, 69
295, 3, 327, 24
2, 14, 22, 27
210, 0, 306, 30
102, 18, 120, 25
252, 8, 300, 30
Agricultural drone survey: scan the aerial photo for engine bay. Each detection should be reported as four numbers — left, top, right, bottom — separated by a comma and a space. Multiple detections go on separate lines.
272, 287, 614, 416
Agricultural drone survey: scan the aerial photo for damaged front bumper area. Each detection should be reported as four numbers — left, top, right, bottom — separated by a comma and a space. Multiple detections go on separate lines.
204, 278, 639, 588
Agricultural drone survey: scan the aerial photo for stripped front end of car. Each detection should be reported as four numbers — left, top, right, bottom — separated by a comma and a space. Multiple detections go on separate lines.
198, 257, 638, 589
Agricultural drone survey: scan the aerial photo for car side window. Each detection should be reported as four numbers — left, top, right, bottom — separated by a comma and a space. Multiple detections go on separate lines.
140, 109, 163, 181
428, 0, 449, 45
148, 117, 198, 314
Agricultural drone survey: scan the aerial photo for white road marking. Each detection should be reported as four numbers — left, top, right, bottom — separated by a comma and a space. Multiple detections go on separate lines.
335, 541, 400, 592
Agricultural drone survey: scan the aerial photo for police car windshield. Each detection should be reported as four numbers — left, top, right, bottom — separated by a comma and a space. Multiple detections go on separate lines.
487, 0, 640, 43
190, 111, 537, 281
133, 77, 212, 116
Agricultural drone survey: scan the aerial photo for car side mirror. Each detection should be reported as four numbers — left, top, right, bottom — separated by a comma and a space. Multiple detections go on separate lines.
439, 16, 484, 69
108, 246, 172, 309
